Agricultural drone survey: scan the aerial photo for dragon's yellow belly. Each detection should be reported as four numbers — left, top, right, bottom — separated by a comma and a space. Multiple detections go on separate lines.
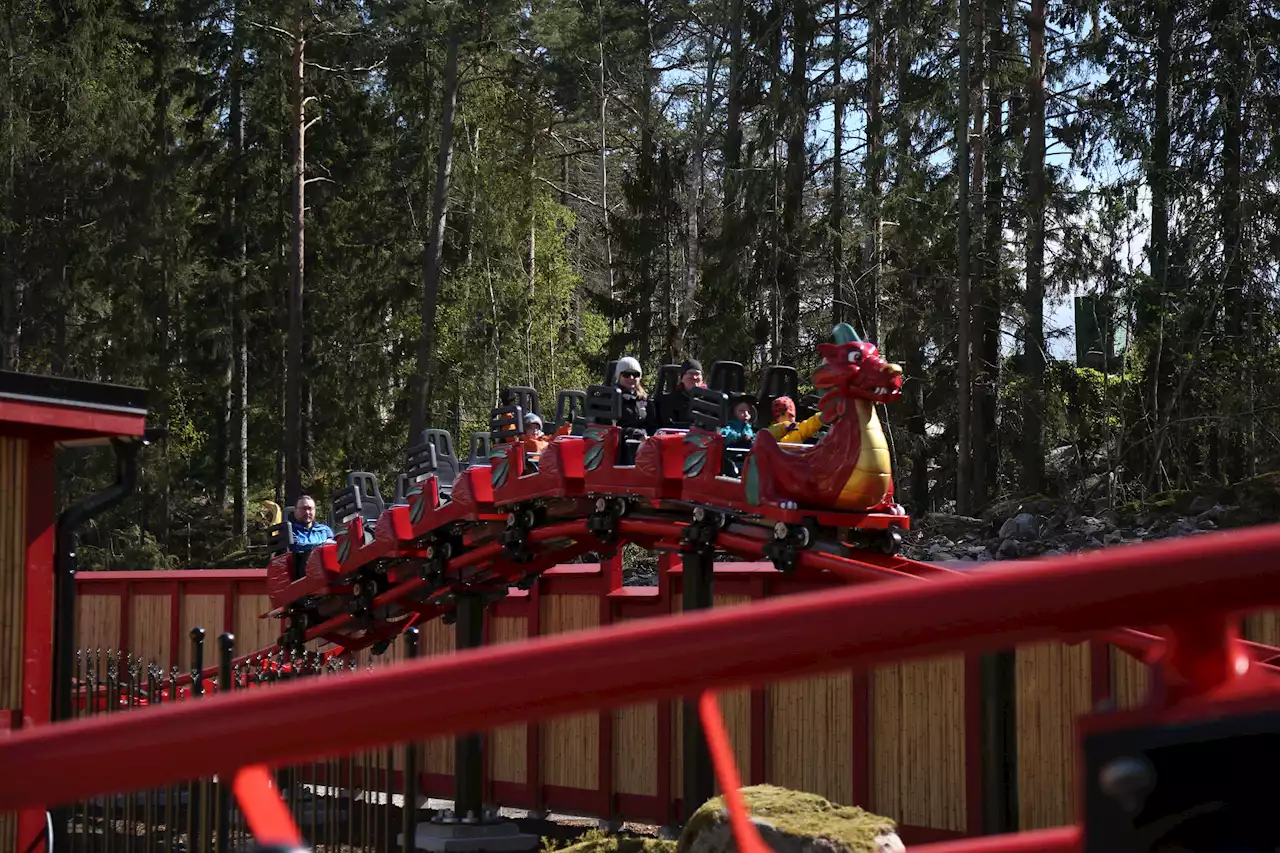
835, 399, 893, 510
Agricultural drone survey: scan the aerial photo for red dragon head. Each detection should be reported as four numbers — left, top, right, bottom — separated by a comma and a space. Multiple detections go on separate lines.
813, 324, 904, 408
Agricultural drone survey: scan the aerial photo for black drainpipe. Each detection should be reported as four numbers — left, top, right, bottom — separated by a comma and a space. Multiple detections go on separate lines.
52, 432, 153, 724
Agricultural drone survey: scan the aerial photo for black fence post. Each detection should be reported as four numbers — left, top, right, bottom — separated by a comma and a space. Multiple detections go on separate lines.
190, 628, 206, 696
216, 633, 235, 853
680, 547, 715, 824
402, 627, 420, 853
979, 649, 1019, 834
188, 628, 207, 853
453, 593, 486, 823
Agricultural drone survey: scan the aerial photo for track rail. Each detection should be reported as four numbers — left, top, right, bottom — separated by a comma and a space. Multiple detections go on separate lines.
13, 521, 1280, 811
108, 504, 1280, 700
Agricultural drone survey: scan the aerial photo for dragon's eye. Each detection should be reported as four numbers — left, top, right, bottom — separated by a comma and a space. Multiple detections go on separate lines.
847, 350, 862, 364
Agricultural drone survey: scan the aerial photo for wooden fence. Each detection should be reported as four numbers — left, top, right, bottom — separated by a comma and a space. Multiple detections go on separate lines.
72, 559, 1280, 845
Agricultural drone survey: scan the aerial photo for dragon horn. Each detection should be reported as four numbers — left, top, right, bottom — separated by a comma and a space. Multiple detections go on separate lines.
833, 323, 862, 344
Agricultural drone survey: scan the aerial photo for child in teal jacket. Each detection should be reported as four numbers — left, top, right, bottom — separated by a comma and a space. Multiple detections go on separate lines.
720, 394, 758, 448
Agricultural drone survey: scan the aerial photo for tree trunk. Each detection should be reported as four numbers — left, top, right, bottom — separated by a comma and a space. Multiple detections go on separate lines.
830, 0, 845, 328
723, 0, 744, 218
1216, 0, 1246, 481
150, 0, 173, 547
524, 96, 537, 386
681, 32, 721, 357
285, 0, 306, 503
863, 0, 883, 344
967, 0, 986, 507
0, 4, 17, 370
230, 0, 248, 542
955, 0, 973, 513
635, 57, 656, 365
974, 0, 1003, 507
1020, 0, 1047, 495
597, 11, 617, 350
408, 19, 460, 442
1143, 0, 1172, 488
778, 0, 811, 365
892, 0, 928, 513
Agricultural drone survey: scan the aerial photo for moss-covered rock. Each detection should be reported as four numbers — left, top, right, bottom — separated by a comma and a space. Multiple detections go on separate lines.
676, 785, 902, 853
547, 830, 678, 853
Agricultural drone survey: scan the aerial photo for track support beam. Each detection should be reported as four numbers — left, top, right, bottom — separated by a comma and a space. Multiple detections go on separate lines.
681, 546, 715, 824
454, 593, 486, 823
979, 649, 1019, 834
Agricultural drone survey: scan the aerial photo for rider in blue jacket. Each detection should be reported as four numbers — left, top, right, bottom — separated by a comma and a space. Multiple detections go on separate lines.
290, 495, 335, 552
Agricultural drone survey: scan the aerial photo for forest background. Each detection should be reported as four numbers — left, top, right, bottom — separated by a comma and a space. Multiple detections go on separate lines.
2, 0, 1277, 568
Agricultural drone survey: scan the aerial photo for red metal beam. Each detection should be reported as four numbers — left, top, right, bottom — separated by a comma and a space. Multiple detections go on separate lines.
76, 569, 269, 583
4, 523, 1280, 809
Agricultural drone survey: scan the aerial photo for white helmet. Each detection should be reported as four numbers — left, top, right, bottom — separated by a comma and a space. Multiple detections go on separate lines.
615, 356, 642, 382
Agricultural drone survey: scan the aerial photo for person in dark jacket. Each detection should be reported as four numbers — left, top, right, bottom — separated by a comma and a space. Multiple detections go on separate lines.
613, 356, 651, 437
655, 359, 705, 429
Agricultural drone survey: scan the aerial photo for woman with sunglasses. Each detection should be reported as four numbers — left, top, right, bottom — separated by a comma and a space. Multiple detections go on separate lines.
613, 356, 653, 439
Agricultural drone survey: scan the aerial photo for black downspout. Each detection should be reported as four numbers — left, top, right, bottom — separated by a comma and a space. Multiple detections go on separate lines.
50, 434, 150, 853
53, 434, 150, 722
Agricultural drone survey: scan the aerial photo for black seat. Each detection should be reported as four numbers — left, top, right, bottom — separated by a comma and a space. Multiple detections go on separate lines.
405, 440, 438, 484
585, 384, 622, 425
489, 404, 524, 447
414, 429, 461, 491
467, 432, 492, 467
269, 519, 295, 557
391, 473, 411, 505
798, 391, 823, 420
331, 483, 377, 545
757, 365, 799, 420
554, 390, 588, 433
708, 361, 745, 395
603, 360, 619, 386
344, 472, 385, 521
655, 364, 682, 398
269, 521, 309, 580
689, 386, 729, 432
501, 386, 541, 419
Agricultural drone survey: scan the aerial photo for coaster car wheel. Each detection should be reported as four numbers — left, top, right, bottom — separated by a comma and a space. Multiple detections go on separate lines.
763, 519, 814, 573
279, 611, 309, 655
420, 540, 453, 582
880, 528, 903, 555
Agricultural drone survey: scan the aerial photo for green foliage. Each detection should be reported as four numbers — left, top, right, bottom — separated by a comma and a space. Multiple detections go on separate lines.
7, 0, 1280, 565
999, 361, 1131, 464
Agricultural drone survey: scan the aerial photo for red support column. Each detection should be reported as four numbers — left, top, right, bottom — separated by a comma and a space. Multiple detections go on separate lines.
1161, 613, 1251, 704
16, 439, 56, 853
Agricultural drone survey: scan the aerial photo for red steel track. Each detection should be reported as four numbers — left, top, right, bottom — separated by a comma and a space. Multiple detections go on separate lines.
4, 522, 1280, 820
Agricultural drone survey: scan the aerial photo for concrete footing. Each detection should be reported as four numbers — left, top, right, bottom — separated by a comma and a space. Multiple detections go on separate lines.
397, 818, 540, 852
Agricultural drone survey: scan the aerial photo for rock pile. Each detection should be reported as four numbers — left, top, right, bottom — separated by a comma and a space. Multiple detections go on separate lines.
902, 483, 1274, 563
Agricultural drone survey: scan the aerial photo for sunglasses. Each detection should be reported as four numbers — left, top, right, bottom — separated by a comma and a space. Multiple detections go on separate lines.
621, 371, 640, 379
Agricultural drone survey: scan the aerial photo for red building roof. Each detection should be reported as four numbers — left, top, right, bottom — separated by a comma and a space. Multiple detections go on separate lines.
0, 370, 149, 443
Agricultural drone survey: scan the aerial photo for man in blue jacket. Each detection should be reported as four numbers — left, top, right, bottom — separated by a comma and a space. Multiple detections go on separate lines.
291, 495, 335, 553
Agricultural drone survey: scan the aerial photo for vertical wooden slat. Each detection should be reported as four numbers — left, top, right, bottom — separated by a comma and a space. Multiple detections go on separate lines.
128, 596, 172, 665
488, 616, 528, 785
1015, 641, 1092, 829
417, 617, 456, 774
539, 594, 600, 790
0, 437, 28, 711
870, 655, 967, 832
0, 437, 25, 853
